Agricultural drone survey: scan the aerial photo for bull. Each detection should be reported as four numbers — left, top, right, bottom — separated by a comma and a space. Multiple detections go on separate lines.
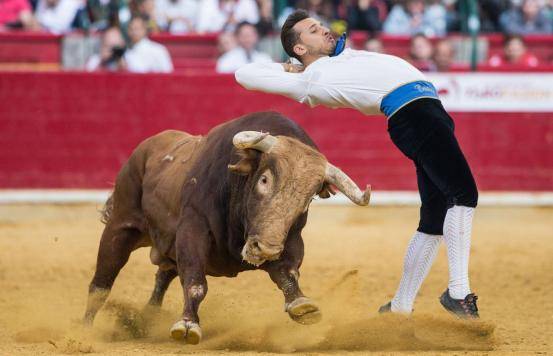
83, 112, 370, 344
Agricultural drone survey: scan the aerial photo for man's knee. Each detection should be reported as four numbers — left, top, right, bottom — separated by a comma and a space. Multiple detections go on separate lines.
453, 181, 478, 208
418, 204, 447, 235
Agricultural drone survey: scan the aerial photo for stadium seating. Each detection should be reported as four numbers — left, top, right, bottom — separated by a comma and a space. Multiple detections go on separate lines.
1, 31, 551, 72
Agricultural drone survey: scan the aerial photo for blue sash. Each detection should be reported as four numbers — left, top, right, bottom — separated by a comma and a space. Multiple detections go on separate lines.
380, 80, 439, 118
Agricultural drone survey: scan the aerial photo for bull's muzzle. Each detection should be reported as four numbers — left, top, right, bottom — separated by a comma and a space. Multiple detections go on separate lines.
241, 236, 283, 266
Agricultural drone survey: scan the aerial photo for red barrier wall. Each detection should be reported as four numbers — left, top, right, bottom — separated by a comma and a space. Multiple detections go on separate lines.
1, 72, 552, 191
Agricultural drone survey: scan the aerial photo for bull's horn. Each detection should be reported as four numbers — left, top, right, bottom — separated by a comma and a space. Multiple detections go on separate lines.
325, 163, 371, 206
233, 131, 278, 153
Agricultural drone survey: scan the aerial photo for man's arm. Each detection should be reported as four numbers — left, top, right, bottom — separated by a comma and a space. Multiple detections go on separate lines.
235, 62, 308, 103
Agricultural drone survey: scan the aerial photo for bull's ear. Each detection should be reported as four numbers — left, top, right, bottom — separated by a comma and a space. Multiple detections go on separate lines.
228, 160, 253, 175
228, 149, 256, 176
317, 182, 336, 199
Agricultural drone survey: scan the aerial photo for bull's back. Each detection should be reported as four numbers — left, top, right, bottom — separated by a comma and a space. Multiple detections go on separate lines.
139, 130, 203, 217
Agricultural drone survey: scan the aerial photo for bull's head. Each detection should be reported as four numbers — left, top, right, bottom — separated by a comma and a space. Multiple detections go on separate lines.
228, 131, 370, 266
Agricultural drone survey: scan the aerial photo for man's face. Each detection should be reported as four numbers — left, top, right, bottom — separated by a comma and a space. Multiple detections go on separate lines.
100, 28, 125, 59
237, 25, 258, 51
292, 18, 335, 59
128, 19, 147, 45
505, 38, 526, 62
410, 36, 433, 61
434, 41, 453, 71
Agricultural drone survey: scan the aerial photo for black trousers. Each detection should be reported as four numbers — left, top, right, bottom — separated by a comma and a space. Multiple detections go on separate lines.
387, 98, 478, 235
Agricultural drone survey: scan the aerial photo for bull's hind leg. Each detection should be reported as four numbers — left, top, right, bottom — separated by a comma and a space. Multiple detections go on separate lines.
263, 234, 322, 325
169, 208, 210, 344
147, 268, 178, 307
84, 224, 143, 325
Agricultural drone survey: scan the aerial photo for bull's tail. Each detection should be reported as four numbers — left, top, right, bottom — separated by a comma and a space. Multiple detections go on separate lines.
100, 193, 114, 225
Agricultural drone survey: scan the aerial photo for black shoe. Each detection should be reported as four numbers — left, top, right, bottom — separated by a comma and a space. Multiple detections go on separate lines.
378, 301, 392, 314
440, 289, 479, 319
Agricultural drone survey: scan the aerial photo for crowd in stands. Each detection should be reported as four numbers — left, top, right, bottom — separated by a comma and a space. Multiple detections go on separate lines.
1, 0, 551, 72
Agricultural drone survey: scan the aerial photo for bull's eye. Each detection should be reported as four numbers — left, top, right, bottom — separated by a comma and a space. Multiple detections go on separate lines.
256, 172, 272, 195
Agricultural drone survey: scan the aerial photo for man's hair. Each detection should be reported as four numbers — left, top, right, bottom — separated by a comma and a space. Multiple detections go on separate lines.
281, 10, 309, 59
235, 21, 256, 36
504, 34, 524, 46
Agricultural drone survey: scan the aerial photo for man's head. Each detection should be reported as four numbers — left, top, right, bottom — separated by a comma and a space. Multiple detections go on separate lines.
128, 16, 148, 45
236, 22, 259, 52
217, 31, 237, 54
433, 39, 454, 71
409, 33, 433, 61
45, 0, 59, 8
504, 35, 527, 63
280, 10, 336, 63
100, 27, 125, 60
406, 0, 425, 15
522, 0, 540, 21
364, 37, 383, 53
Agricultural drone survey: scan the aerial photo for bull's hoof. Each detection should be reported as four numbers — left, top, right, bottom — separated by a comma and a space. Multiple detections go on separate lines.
170, 320, 202, 344
285, 297, 322, 325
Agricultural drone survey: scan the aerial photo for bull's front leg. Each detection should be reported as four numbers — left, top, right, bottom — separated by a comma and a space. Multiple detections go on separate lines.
263, 234, 322, 325
169, 208, 210, 345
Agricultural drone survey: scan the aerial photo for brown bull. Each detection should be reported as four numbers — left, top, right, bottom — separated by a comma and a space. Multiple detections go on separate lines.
83, 112, 370, 344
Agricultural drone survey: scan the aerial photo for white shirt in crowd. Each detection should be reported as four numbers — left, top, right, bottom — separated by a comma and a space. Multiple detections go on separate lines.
35, 0, 81, 34
195, 0, 259, 33
235, 48, 426, 116
216, 47, 272, 73
155, 0, 198, 34
124, 38, 174, 73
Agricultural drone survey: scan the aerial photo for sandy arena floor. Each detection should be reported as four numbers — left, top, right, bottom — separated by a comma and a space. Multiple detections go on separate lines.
0, 203, 552, 355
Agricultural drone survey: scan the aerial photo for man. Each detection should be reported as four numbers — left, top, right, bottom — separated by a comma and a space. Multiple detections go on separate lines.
433, 39, 455, 72
488, 35, 539, 68
216, 21, 272, 73
235, 10, 479, 318
124, 16, 173, 73
35, 0, 81, 34
86, 26, 126, 72
408, 33, 434, 71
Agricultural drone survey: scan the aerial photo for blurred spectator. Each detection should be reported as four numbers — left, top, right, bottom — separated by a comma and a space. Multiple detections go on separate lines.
195, 0, 259, 33
86, 26, 126, 71
478, 0, 509, 32
305, 0, 336, 26
488, 34, 539, 67
433, 38, 455, 71
216, 21, 271, 73
0, 0, 39, 30
383, 0, 446, 37
278, 0, 336, 29
255, 0, 273, 36
86, 0, 131, 30
35, 0, 81, 34
217, 30, 237, 54
364, 36, 384, 52
124, 16, 173, 72
408, 33, 435, 71
155, 0, 198, 33
346, 0, 383, 33
499, 0, 552, 34
131, 0, 159, 32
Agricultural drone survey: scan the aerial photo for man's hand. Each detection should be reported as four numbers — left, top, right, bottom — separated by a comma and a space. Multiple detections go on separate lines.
282, 62, 304, 73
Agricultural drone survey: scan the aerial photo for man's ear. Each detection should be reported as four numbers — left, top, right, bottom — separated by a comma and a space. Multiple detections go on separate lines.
293, 43, 307, 58
228, 149, 258, 176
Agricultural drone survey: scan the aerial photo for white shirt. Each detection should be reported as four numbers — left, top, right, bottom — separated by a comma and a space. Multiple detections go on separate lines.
235, 48, 427, 116
195, 0, 259, 33
155, 0, 198, 34
36, 0, 81, 34
216, 47, 272, 73
124, 38, 174, 73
